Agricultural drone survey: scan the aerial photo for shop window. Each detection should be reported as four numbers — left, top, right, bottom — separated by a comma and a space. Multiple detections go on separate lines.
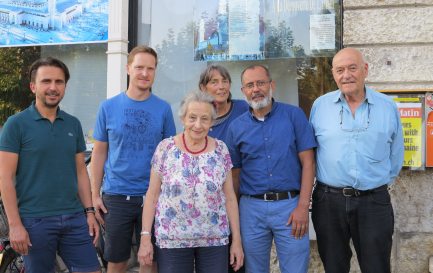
135, 0, 342, 129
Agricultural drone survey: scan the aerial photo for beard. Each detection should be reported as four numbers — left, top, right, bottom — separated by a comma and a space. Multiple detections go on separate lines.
246, 89, 273, 110
38, 92, 62, 108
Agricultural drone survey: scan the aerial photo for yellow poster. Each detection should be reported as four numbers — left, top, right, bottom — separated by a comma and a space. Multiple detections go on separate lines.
395, 101, 423, 168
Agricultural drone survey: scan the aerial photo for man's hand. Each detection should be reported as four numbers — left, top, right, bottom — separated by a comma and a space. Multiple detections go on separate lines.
86, 213, 100, 246
9, 224, 32, 255
92, 195, 107, 225
287, 205, 309, 239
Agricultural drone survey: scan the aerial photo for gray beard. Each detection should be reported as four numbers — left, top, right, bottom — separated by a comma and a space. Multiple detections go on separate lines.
246, 90, 272, 110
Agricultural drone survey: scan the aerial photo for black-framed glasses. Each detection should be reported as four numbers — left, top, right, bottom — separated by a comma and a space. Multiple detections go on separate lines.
242, 80, 271, 91
339, 104, 370, 132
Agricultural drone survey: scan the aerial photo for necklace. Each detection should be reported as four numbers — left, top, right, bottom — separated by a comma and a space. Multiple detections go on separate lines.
182, 133, 208, 154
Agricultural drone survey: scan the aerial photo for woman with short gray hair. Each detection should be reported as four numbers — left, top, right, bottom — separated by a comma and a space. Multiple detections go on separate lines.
138, 91, 244, 273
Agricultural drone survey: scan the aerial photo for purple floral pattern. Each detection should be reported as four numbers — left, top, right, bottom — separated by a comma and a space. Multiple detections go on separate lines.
151, 137, 233, 248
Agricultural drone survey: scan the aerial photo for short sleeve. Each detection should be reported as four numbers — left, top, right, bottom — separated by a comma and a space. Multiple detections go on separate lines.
217, 140, 233, 173
75, 119, 86, 153
226, 122, 241, 168
93, 102, 108, 142
151, 138, 168, 176
0, 116, 21, 154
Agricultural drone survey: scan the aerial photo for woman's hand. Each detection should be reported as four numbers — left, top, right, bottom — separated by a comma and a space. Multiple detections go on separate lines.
230, 239, 244, 272
137, 236, 154, 266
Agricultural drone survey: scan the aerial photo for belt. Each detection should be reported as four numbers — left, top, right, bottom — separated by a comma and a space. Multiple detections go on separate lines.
244, 191, 300, 201
315, 182, 388, 197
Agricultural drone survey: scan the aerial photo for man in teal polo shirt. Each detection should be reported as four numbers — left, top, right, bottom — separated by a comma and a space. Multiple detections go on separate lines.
0, 57, 101, 273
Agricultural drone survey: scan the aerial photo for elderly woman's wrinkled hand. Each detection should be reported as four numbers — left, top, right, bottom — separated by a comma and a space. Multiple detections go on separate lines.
230, 239, 244, 272
137, 238, 154, 266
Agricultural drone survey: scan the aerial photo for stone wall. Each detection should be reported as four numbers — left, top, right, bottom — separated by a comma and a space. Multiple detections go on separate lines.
343, 0, 433, 270
271, 0, 433, 272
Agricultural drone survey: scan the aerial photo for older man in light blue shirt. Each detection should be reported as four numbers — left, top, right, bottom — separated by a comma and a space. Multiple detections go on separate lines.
309, 48, 403, 273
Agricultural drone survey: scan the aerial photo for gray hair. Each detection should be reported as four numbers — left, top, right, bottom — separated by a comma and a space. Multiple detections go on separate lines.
178, 91, 217, 121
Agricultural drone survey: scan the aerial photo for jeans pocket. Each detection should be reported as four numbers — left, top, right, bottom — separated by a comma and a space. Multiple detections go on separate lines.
312, 188, 326, 204
22, 217, 44, 229
368, 190, 391, 205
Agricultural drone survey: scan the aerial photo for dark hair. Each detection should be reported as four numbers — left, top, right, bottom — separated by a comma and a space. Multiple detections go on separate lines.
128, 45, 158, 67
198, 65, 232, 101
29, 57, 70, 83
240, 64, 271, 84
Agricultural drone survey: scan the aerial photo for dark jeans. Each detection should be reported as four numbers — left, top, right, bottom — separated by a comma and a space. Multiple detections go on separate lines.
102, 194, 145, 262
157, 245, 228, 273
312, 185, 394, 273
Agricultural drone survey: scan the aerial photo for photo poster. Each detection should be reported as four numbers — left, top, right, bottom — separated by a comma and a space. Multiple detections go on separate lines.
393, 95, 424, 169
192, 0, 338, 61
0, 0, 108, 47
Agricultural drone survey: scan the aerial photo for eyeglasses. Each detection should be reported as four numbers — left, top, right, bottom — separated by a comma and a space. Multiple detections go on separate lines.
242, 80, 271, 90
340, 104, 370, 132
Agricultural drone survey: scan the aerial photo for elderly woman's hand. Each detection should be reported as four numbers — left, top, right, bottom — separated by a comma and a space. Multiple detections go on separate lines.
230, 239, 244, 272
137, 236, 154, 266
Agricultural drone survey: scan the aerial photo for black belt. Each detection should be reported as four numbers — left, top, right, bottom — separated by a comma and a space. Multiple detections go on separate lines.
244, 191, 300, 201
315, 182, 388, 197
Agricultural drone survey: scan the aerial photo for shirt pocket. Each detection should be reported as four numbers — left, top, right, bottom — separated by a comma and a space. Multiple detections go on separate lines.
360, 131, 391, 162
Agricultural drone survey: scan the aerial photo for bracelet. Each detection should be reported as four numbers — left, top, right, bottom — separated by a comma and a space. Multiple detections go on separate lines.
140, 231, 151, 236
84, 207, 96, 214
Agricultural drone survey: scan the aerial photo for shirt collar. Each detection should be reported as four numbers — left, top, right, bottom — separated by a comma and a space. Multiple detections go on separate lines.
333, 86, 375, 105
30, 101, 64, 121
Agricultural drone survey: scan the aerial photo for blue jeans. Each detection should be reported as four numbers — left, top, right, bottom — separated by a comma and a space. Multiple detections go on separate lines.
312, 185, 394, 273
239, 195, 309, 273
157, 245, 228, 273
22, 212, 100, 273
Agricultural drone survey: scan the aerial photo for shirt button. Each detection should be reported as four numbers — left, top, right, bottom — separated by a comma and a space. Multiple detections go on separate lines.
269, 173, 273, 177
267, 155, 271, 159
264, 138, 268, 141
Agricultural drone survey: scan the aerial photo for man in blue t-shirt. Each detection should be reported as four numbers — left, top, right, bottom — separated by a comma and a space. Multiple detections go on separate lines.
91, 45, 175, 273
226, 65, 316, 273
0, 57, 100, 273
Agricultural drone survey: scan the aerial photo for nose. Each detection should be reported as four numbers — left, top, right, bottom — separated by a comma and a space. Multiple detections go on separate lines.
49, 81, 57, 90
141, 68, 149, 77
341, 68, 352, 79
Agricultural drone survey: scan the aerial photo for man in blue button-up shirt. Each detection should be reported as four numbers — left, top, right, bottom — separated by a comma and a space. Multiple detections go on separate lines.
309, 48, 404, 273
226, 65, 316, 273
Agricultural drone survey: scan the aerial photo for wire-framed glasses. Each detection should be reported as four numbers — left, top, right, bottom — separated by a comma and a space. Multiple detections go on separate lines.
339, 104, 370, 132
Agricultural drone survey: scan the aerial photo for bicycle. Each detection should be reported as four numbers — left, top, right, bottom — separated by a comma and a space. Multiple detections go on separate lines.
0, 198, 24, 273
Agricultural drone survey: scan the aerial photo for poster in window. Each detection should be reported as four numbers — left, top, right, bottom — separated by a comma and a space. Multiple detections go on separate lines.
0, 0, 108, 47
193, 0, 338, 61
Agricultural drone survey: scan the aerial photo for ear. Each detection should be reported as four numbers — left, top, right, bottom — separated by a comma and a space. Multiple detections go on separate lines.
270, 80, 276, 93
30, 82, 36, 94
363, 63, 369, 78
126, 64, 131, 76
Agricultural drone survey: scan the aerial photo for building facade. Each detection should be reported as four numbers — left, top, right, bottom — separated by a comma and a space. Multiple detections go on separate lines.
1, 0, 433, 272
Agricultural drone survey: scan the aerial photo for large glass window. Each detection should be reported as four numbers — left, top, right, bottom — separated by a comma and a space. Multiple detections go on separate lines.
0, 43, 107, 145
136, 0, 341, 129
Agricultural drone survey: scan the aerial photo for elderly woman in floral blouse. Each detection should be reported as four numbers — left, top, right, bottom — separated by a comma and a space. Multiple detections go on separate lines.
137, 91, 244, 273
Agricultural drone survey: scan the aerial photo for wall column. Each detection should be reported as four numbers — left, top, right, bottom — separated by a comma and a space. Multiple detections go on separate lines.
106, 0, 129, 98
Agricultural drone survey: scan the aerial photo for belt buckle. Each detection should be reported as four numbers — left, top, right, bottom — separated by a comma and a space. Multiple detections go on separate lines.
342, 187, 354, 197
263, 193, 274, 201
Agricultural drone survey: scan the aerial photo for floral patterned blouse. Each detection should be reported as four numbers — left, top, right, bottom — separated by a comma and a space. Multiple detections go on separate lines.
151, 137, 233, 248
